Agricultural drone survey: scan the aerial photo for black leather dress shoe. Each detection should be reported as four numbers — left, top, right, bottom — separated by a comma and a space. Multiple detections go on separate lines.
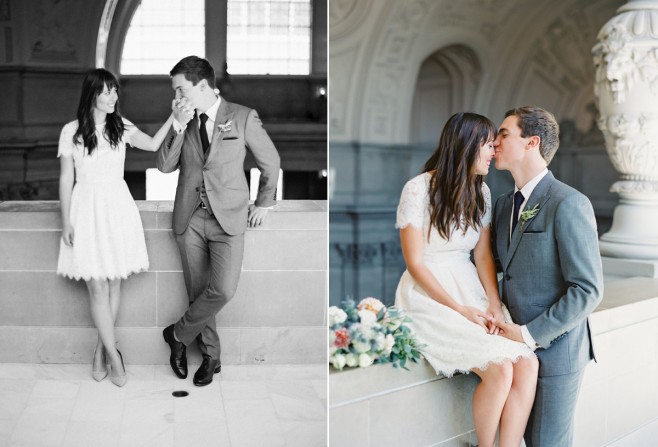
163, 325, 187, 379
193, 356, 220, 386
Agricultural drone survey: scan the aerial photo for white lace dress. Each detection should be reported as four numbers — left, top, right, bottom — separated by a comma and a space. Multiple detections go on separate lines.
56, 119, 149, 280
395, 172, 534, 376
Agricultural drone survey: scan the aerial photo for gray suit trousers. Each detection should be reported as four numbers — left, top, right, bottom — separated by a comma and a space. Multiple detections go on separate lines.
174, 207, 244, 359
525, 368, 585, 447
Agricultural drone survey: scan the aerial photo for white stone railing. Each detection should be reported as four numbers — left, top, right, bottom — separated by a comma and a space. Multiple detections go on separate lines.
329, 277, 658, 447
0, 200, 327, 366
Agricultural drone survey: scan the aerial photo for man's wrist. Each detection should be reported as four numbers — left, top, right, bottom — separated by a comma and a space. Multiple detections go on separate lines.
521, 325, 540, 351
172, 119, 187, 133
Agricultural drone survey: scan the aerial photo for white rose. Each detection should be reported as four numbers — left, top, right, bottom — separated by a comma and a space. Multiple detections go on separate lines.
345, 353, 357, 367
358, 309, 377, 325
352, 339, 371, 353
384, 334, 395, 355
328, 306, 347, 326
358, 353, 374, 368
332, 354, 347, 370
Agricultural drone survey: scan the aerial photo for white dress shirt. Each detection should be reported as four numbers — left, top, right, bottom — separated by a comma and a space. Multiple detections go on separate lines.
512, 168, 548, 351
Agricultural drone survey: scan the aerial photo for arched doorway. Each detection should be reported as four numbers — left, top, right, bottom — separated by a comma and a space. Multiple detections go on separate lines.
411, 45, 482, 146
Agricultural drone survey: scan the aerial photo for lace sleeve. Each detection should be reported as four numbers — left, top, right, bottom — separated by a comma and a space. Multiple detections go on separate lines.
57, 121, 77, 158
481, 182, 492, 228
396, 174, 429, 229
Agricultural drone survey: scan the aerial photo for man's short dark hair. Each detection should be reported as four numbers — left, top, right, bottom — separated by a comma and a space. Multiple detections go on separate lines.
505, 106, 560, 164
170, 56, 216, 89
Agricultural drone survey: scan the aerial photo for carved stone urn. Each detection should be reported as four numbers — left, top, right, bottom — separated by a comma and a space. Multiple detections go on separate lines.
593, 0, 658, 259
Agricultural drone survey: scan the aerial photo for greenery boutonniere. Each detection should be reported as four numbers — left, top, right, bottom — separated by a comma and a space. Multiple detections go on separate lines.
217, 120, 233, 133
519, 204, 540, 231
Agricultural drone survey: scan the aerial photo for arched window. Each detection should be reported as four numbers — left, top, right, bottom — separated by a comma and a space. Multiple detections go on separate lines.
114, 0, 311, 75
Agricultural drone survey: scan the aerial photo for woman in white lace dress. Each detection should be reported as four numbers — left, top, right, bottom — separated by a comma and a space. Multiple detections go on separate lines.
395, 113, 538, 447
58, 69, 174, 387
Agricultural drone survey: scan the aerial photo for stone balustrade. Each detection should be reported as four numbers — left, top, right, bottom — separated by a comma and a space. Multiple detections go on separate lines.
0, 200, 327, 366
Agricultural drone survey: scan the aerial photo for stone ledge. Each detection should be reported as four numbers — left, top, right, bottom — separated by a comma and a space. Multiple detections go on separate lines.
329, 276, 658, 446
0, 200, 327, 365
0, 200, 327, 230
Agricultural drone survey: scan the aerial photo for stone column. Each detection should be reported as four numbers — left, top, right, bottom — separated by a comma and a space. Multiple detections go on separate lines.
593, 0, 658, 264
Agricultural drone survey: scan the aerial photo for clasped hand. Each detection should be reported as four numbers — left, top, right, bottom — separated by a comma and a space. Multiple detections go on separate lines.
459, 304, 523, 342
172, 98, 194, 125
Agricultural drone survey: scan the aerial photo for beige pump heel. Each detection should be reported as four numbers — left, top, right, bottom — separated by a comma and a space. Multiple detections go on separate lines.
109, 350, 127, 387
91, 345, 108, 382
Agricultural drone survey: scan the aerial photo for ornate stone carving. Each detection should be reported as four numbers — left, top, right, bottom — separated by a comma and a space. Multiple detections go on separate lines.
593, 0, 658, 259
593, 5, 658, 104
28, 0, 77, 61
597, 113, 658, 178
329, 0, 372, 40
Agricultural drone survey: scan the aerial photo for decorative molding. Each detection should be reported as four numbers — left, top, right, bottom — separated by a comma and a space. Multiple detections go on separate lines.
329, 0, 371, 40
28, 0, 78, 62
361, 0, 437, 143
0, 0, 10, 21
611, 180, 658, 193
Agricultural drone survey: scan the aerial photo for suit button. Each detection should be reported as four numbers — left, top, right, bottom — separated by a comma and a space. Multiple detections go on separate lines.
504, 274, 511, 281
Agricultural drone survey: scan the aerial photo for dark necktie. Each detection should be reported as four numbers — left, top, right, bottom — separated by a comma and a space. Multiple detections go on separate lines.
199, 113, 210, 155
511, 190, 525, 232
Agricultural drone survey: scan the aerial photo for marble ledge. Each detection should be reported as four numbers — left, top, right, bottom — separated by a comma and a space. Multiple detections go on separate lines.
331, 278, 658, 406
0, 200, 327, 231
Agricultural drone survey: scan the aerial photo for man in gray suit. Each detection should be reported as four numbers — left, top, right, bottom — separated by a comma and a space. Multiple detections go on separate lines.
491, 106, 603, 446
158, 56, 280, 386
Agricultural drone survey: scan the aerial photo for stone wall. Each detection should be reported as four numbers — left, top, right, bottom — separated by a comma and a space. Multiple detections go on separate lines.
329, 277, 658, 446
0, 200, 327, 366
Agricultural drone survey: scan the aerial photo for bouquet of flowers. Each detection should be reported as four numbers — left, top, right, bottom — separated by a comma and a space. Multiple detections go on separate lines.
329, 297, 425, 371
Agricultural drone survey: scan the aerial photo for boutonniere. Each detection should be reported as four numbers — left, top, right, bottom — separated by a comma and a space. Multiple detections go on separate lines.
217, 120, 232, 133
519, 204, 540, 231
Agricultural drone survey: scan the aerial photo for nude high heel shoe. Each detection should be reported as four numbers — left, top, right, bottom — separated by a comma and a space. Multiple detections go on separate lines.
109, 350, 127, 387
91, 345, 108, 382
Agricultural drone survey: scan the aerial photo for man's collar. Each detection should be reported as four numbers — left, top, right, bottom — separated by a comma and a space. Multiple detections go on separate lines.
515, 168, 548, 198
198, 96, 221, 121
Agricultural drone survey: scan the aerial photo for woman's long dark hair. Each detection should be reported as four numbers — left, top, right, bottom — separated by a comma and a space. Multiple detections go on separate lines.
423, 112, 496, 240
73, 68, 124, 155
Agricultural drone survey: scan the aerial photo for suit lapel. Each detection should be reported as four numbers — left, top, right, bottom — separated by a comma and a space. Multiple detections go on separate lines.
503, 171, 555, 270
206, 97, 235, 162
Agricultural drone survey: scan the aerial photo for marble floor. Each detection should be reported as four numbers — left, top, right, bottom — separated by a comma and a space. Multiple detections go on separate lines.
0, 363, 327, 447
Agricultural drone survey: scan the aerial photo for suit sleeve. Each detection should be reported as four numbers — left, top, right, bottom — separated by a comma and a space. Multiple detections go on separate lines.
526, 194, 604, 348
156, 125, 185, 173
244, 109, 280, 207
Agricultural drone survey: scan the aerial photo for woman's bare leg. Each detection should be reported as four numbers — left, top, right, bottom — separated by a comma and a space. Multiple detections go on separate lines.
472, 361, 514, 447
86, 279, 124, 376
94, 278, 122, 366
499, 356, 539, 447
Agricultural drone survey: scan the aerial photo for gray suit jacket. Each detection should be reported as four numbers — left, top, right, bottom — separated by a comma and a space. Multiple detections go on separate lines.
157, 97, 280, 236
492, 171, 603, 377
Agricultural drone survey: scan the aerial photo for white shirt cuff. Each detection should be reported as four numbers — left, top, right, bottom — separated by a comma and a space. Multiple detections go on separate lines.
521, 325, 540, 351
172, 120, 187, 134
257, 206, 274, 210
